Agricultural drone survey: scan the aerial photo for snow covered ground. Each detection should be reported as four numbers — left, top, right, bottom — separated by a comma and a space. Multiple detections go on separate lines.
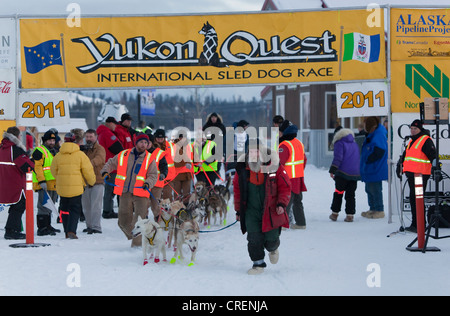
1, 165, 450, 296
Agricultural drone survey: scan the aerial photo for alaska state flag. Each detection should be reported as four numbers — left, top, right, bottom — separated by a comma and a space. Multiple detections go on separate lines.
24, 40, 63, 74
343, 33, 380, 63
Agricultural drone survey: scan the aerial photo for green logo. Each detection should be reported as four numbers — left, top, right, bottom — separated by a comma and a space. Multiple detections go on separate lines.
405, 64, 449, 98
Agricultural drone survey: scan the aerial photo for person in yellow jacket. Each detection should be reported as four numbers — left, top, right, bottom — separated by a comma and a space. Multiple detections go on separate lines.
101, 133, 158, 247
50, 132, 96, 239
32, 130, 60, 236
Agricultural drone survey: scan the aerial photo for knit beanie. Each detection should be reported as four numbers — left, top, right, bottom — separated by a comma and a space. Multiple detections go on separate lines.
135, 133, 149, 145
411, 119, 424, 131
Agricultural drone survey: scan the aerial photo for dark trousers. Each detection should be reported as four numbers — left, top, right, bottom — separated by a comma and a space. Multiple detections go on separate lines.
406, 173, 430, 228
286, 191, 305, 226
103, 173, 118, 215
331, 176, 357, 215
247, 231, 280, 262
60, 195, 82, 234
5, 195, 26, 232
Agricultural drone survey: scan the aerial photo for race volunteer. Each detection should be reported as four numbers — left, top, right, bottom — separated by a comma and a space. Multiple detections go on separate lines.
101, 133, 158, 247
32, 130, 60, 236
278, 120, 307, 229
397, 119, 436, 233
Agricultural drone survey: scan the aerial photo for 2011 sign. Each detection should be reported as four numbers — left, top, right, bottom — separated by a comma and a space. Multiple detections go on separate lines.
22, 100, 66, 119
336, 82, 388, 118
17, 92, 70, 126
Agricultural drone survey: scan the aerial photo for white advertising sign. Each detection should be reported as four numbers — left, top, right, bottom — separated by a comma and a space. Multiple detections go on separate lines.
336, 82, 388, 118
0, 68, 16, 120
17, 92, 70, 126
0, 18, 16, 69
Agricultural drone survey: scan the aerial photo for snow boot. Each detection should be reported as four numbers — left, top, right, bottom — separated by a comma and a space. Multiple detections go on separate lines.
269, 249, 279, 264
329, 212, 339, 221
37, 215, 56, 236
344, 215, 354, 222
4, 229, 26, 240
247, 261, 266, 275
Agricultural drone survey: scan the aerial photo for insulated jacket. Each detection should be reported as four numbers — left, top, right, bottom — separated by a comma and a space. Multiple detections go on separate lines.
360, 124, 388, 182
233, 162, 291, 234
279, 124, 307, 194
329, 128, 361, 181
82, 141, 106, 185
101, 147, 158, 196
0, 133, 34, 204
32, 145, 57, 191
114, 124, 133, 149
50, 142, 96, 198
399, 131, 436, 176
97, 124, 124, 163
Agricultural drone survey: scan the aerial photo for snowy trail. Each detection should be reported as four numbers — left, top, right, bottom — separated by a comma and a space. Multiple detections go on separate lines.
1, 165, 450, 296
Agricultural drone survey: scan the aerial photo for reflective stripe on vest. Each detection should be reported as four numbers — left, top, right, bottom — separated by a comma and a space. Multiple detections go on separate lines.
279, 139, 305, 179
114, 149, 152, 197
32, 146, 55, 183
151, 148, 165, 188
403, 135, 432, 175
194, 140, 218, 172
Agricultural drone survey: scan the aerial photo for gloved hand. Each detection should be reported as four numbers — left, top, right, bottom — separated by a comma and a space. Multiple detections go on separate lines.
185, 163, 192, 170
159, 174, 166, 181
102, 172, 110, 181
39, 181, 47, 191
396, 162, 403, 179
142, 182, 150, 190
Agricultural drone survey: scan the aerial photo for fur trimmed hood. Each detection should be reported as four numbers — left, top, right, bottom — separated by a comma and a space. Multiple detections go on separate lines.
2, 132, 26, 152
332, 128, 355, 145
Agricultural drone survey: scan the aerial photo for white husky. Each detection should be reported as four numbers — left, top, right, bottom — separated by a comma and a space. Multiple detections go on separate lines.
132, 216, 166, 265
171, 218, 200, 266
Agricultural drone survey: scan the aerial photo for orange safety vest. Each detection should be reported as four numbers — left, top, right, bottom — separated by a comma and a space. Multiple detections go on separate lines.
403, 135, 432, 175
114, 149, 152, 197
279, 138, 305, 179
174, 142, 193, 174
164, 141, 177, 181
150, 148, 165, 188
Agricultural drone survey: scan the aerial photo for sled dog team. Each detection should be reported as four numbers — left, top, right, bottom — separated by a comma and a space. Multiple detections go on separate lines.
132, 180, 231, 266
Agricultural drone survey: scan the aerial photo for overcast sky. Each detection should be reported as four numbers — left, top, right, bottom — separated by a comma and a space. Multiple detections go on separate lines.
3, 0, 264, 16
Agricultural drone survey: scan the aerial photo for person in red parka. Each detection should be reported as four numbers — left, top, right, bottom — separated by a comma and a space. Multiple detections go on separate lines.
0, 127, 35, 240
97, 117, 124, 219
233, 142, 291, 275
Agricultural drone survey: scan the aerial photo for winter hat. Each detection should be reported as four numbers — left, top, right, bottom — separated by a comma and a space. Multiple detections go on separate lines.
64, 132, 76, 143
105, 117, 118, 124
237, 120, 249, 128
135, 133, 149, 145
154, 129, 165, 138
411, 119, 423, 131
279, 120, 291, 132
272, 115, 284, 125
364, 116, 379, 133
121, 113, 133, 122
42, 130, 57, 142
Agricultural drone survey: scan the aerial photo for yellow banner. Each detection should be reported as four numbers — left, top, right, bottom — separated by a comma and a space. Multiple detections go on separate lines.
20, 10, 386, 89
391, 8, 450, 61
391, 60, 450, 113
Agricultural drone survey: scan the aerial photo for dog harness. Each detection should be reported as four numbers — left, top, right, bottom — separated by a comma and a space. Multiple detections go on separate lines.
146, 229, 157, 246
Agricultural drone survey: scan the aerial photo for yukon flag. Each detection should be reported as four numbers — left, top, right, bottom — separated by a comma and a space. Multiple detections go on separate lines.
42, 190, 59, 217
343, 32, 380, 63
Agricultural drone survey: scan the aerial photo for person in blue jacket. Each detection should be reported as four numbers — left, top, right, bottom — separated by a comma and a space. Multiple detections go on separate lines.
360, 117, 388, 219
